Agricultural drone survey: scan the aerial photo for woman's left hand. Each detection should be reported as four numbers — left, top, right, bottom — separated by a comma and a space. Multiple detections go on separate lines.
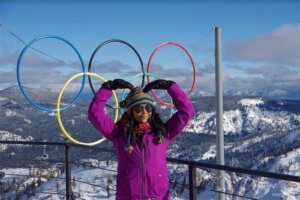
143, 79, 175, 93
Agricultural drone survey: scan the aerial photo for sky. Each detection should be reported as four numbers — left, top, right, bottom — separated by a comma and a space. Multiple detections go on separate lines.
0, 0, 299, 97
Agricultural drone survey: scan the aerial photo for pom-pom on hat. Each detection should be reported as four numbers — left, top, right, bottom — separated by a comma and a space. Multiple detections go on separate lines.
120, 87, 154, 111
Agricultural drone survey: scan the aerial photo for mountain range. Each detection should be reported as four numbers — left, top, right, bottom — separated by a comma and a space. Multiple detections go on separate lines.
0, 85, 299, 199
195, 84, 300, 100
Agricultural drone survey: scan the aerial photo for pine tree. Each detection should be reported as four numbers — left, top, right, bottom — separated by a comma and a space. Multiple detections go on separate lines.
278, 163, 284, 173
55, 182, 60, 193
37, 176, 42, 186
72, 176, 76, 187
31, 181, 36, 196
12, 177, 16, 185
107, 177, 113, 197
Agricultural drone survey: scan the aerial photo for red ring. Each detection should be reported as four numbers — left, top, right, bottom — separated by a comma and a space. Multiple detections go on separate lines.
146, 41, 197, 107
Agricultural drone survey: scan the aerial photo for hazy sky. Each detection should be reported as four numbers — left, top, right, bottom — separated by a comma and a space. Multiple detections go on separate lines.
0, 0, 299, 95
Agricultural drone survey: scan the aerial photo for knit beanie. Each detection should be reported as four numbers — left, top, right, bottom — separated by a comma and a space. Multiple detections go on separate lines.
121, 87, 154, 111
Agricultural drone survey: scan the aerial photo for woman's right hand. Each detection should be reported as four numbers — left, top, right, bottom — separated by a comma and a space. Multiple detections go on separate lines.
102, 79, 134, 91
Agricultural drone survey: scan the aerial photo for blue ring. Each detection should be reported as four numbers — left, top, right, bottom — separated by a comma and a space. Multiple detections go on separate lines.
17, 35, 86, 112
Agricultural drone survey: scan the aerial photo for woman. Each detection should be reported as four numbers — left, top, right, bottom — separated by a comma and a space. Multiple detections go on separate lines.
88, 79, 195, 200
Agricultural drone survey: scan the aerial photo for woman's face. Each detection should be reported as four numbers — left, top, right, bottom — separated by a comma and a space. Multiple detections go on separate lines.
132, 104, 153, 123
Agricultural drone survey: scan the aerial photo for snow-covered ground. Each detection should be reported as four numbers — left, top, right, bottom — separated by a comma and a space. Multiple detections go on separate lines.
35, 162, 118, 200
185, 98, 300, 135
1, 149, 299, 200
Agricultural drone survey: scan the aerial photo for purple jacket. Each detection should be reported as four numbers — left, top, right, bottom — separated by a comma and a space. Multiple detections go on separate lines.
88, 83, 195, 200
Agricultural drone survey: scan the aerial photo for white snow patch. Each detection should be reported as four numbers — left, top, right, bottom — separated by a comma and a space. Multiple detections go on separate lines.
67, 119, 76, 125
0, 97, 8, 101
24, 118, 32, 124
48, 112, 56, 117
5, 109, 23, 117
202, 145, 216, 160
239, 98, 264, 106
0, 130, 33, 151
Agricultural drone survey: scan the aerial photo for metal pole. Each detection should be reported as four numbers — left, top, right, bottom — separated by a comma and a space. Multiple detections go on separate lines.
65, 145, 72, 200
189, 165, 197, 200
215, 26, 225, 200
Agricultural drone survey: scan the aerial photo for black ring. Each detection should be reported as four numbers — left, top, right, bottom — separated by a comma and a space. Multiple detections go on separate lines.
88, 39, 145, 98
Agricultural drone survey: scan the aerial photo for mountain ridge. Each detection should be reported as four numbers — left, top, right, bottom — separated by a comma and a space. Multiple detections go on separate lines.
0, 85, 300, 199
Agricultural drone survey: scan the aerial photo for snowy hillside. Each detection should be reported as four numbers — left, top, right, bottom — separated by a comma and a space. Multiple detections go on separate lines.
185, 98, 300, 135
170, 147, 300, 200
34, 160, 118, 200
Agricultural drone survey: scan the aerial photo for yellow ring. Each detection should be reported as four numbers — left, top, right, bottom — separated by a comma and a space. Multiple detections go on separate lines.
56, 72, 119, 146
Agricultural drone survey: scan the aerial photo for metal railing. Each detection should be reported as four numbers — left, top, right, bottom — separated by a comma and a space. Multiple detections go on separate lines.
1, 140, 300, 200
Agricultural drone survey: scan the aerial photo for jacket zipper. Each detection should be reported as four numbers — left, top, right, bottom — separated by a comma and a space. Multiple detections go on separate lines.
146, 140, 150, 159
141, 132, 150, 200
141, 143, 145, 200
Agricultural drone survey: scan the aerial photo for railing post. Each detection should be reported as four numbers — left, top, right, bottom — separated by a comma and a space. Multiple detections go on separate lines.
65, 144, 72, 200
189, 165, 196, 200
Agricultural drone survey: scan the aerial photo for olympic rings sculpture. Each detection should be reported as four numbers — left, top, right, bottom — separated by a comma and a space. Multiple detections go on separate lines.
16, 35, 197, 146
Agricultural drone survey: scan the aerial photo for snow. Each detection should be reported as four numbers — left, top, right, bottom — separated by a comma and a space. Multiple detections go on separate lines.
0, 130, 33, 151
202, 145, 216, 160
239, 98, 264, 106
24, 118, 32, 124
48, 112, 56, 117
241, 147, 300, 199
0, 96, 16, 104
0, 97, 8, 101
0, 168, 31, 183
67, 119, 75, 125
31, 161, 117, 200
5, 109, 24, 117
247, 178, 300, 200
185, 98, 300, 135
269, 148, 300, 176
16, 128, 23, 132
223, 110, 243, 134
185, 111, 215, 134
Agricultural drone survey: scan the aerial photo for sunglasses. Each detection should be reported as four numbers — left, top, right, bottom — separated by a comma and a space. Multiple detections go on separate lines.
132, 104, 153, 114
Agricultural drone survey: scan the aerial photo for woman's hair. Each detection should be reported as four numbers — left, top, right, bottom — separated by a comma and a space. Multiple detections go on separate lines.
150, 112, 167, 144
